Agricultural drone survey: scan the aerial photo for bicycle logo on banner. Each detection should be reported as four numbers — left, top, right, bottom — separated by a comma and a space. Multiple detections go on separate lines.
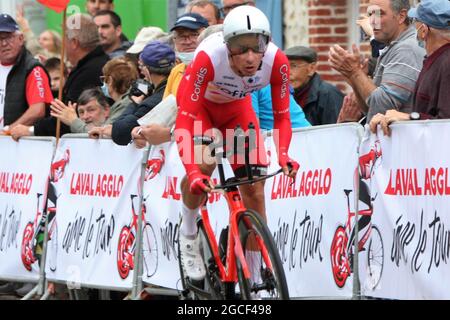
21, 149, 70, 272
330, 141, 385, 290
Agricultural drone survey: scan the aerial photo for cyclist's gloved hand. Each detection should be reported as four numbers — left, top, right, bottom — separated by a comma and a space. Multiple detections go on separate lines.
278, 149, 300, 179
188, 170, 213, 195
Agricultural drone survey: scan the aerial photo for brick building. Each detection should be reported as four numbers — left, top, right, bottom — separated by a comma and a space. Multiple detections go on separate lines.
283, 0, 419, 93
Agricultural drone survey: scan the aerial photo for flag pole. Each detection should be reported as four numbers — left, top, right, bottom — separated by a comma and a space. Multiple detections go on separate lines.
56, 8, 67, 144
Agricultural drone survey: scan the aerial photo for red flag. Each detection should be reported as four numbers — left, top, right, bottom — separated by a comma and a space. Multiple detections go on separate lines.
37, 0, 69, 13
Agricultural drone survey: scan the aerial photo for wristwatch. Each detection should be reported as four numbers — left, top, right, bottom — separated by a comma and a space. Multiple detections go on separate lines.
169, 126, 175, 141
28, 126, 35, 135
409, 112, 420, 120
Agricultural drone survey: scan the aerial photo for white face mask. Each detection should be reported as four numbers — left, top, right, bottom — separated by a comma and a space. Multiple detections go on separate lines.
177, 51, 195, 65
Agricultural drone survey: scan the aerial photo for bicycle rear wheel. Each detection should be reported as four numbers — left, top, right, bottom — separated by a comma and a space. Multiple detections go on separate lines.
367, 225, 384, 289
237, 210, 289, 300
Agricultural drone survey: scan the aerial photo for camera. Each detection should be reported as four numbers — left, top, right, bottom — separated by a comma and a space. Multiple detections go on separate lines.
129, 79, 154, 98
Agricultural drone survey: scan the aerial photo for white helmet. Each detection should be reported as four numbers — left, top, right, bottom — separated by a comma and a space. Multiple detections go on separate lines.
223, 5, 271, 42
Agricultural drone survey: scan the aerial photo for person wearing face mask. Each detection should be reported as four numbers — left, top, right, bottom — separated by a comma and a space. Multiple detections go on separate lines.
369, 0, 450, 135
91, 41, 175, 146
51, 58, 139, 135
163, 13, 208, 99
329, 0, 425, 124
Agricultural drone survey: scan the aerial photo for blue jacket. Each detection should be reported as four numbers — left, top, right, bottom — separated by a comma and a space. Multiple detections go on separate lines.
252, 85, 311, 130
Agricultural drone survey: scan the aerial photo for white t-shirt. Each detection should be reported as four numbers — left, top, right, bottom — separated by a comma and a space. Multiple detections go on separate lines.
0, 63, 13, 130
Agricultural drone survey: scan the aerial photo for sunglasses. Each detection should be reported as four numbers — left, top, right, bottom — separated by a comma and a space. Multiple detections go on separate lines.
226, 34, 269, 55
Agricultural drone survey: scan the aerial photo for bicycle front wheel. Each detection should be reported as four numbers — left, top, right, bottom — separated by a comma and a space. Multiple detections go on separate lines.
237, 210, 289, 300
178, 221, 227, 300
142, 223, 158, 278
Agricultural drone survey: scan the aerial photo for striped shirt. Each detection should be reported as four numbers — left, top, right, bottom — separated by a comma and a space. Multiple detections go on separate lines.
366, 25, 426, 121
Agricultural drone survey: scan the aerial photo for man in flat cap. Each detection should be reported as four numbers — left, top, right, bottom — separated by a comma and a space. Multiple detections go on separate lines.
285, 46, 344, 126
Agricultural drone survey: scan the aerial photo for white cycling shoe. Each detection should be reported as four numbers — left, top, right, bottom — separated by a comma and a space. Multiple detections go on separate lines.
179, 233, 206, 281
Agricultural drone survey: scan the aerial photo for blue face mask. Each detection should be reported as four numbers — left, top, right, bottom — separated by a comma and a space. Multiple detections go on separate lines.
101, 82, 111, 98
177, 51, 195, 65
416, 24, 427, 49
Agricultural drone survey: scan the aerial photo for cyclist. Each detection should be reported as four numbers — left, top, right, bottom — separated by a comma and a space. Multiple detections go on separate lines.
174, 6, 299, 281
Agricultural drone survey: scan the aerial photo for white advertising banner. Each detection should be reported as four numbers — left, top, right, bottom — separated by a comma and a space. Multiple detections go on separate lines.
142, 124, 362, 298
360, 121, 450, 300
45, 136, 144, 290
142, 143, 231, 290
0, 136, 55, 282
265, 124, 361, 298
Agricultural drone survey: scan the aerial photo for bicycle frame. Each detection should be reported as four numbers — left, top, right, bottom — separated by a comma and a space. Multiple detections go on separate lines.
343, 190, 373, 253
198, 128, 276, 286
128, 195, 148, 254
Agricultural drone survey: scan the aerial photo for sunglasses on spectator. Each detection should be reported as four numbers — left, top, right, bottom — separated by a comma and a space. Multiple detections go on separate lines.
221, 1, 255, 16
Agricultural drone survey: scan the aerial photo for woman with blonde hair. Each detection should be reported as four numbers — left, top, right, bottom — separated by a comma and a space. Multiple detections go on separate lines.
16, 6, 63, 61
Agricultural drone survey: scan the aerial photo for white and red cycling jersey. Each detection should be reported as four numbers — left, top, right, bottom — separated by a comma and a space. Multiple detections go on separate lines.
175, 32, 293, 176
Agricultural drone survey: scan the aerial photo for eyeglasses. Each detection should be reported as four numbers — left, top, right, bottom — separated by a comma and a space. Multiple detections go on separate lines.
173, 32, 199, 42
289, 62, 309, 69
0, 33, 17, 44
221, 1, 255, 17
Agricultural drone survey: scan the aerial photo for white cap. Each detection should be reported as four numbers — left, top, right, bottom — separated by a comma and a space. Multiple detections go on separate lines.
127, 27, 167, 54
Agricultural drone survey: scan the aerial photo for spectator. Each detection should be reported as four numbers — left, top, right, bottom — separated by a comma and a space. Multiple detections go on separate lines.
90, 41, 175, 145
357, 14, 386, 59
43, 57, 68, 99
252, 85, 311, 130
369, 0, 450, 135
86, 0, 114, 16
131, 23, 221, 148
126, 26, 167, 75
10, 13, 109, 139
16, 6, 62, 62
164, 13, 208, 98
196, 23, 223, 43
337, 92, 365, 124
187, 0, 221, 25
220, 0, 256, 17
126, 27, 167, 55
61, 14, 110, 103
50, 88, 110, 133
94, 10, 131, 58
100, 57, 138, 123
329, 0, 425, 123
285, 46, 344, 126
0, 14, 51, 134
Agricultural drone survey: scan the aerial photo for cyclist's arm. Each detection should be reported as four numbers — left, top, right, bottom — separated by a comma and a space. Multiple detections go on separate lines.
175, 51, 215, 176
270, 50, 293, 160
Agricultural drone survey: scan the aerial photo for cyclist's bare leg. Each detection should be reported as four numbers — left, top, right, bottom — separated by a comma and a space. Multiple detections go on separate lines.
239, 180, 266, 220
180, 144, 216, 236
